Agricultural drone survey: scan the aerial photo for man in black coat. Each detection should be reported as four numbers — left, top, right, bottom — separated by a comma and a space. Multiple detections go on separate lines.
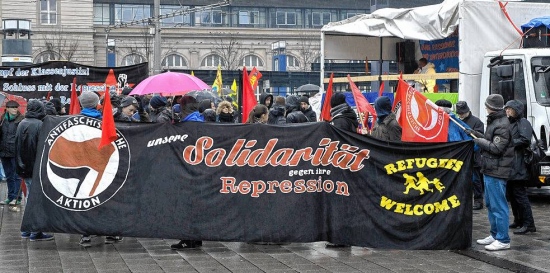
329, 93, 358, 133
0, 100, 24, 205
299, 96, 317, 122
456, 101, 485, 210
15, 100, 54, 241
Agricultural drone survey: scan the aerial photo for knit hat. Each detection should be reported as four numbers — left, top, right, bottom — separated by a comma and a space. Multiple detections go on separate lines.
120, 96, 139, 108
5, 100, 19, 108
299, 96, 309, 105
150, 96, 167, 108
121, 87, 133, 96
78, 92, 99, 109
330, 93, 346, 108
455, 101, 470, 114
485, 94, 504, 111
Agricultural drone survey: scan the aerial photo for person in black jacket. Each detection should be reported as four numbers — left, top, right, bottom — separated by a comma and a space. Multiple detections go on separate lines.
15, 100, 54, 241
329, 93, 358, 133
0, 100, 24, 206
299, 96, 317, 122
456, 101, 485, 210
471, 94, 514, 251
259, 92, 273, 109
285, 95, 308, 124
371, 96, 401, 141
504, 100, 536, 234
268, 96, 286, 125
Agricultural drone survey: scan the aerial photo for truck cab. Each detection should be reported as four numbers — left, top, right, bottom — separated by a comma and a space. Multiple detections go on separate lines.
480, 48, 550, 186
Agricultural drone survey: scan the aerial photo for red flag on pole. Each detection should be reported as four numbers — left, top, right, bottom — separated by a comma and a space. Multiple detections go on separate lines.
378, 81, 385, 97
348, 75, 377, 130
69, 77, 80, 115
98, 90, 118, 150
249, 67, 263, 91
241, 67, 258, 124
394, 78, 449, 142
320, 73, 334, 121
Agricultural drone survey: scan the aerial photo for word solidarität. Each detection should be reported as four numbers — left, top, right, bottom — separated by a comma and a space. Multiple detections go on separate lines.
183, 137, 370, 171
220, 176, 349, 198
384, 158, 464, 175
380, 195, 460, 216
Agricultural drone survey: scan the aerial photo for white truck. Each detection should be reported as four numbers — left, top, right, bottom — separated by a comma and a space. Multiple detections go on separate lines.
321, 0, 550, 184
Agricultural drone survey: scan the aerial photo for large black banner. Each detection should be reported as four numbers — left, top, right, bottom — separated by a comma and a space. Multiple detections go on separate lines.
0, 61, 148, 102
22, 116, 473, 249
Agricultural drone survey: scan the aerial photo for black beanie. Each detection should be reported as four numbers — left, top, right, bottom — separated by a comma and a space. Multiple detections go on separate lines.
122, 87, 133, 96
150, 96, 167, 108
299, 96, 309, 105
330, 93, 346, 108
455, 101, 470, 114
485, 94, 504, 111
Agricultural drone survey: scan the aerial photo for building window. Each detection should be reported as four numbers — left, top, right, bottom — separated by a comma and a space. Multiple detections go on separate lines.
239, 10, 259, 25
122, 54, 145, 66
242, 55, 264, 67
40, 0, 57, 25
161, 5, 191, 27
115, 4, 151, 24
93, 3, 111, 25
34, 51, 61, 63
196, 10, 223, 26
201, 54, 225, 67
287, 55, 300, 68
162, 54, 187, 68
311, 12, 331, 26
276, 11, 296, 26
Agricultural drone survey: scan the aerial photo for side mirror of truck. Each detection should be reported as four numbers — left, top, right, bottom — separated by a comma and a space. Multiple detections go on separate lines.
488, 56, 504, 68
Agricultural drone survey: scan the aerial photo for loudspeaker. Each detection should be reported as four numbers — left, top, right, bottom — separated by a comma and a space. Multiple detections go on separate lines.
396, 41, 416, 63
402, 61, 418, 74
523, 26, 549, 48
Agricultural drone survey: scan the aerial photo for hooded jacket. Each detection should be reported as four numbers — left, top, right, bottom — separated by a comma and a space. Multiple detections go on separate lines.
0, 109, 24, 157
506, 100, 533, 181
371, 113, 401, 142
259, 93, 273, 109
15, 100, 46, 178
285, 95, 301, 115
474, 109, 514, 179
330, 103, 358, 132
301, 105, 317, 122
268, 104, 286, 125
149, 106, 172, 123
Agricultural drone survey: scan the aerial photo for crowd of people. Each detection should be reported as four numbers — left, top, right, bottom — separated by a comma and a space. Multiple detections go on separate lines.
0, 86, 539, 251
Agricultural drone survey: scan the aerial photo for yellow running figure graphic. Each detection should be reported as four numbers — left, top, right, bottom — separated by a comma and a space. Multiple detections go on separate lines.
403, 172, 443, 195
430, 178, 446, 192
403, 174, 418, 194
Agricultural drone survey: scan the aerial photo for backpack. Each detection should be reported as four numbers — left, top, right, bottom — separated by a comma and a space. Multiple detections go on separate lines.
524, 129, 545, 180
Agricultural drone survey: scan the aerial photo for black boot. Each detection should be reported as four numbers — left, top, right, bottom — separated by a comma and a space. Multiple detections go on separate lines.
513, 226, 536, 234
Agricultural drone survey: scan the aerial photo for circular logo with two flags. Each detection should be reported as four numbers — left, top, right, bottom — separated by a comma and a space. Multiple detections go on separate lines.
39, 116, 130, 211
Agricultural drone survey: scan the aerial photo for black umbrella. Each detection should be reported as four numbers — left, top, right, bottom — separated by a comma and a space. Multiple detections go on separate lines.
185, 90, 222, 104
297, 84, 321, 92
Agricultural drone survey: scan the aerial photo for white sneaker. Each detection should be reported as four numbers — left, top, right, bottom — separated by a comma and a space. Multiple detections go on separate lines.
485, 240, 510, 251
476, 235, 496, 245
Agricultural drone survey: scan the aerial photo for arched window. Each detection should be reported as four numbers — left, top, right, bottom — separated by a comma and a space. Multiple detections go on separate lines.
162, 54, 187, 68
287, 55, 300, 68
242, 55, 264, 67
34, 51, 61, 63
121, 53, 145, 66
201, 54, 225, 67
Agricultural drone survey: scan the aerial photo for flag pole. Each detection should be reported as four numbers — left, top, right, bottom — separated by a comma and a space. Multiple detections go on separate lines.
446, 112, 478, 139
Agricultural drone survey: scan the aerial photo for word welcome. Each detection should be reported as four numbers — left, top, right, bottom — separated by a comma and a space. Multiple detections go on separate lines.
379, 195, 460, 216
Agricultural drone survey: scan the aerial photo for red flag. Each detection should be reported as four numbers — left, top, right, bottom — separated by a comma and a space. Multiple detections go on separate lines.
242, 67, 258, 124
320, 73, 334, 121
249, 67, 263, 91
69, 77, 80, 115
98, 90, 118, 149
395, 78, 449, 142
21, 180, 27, 197
378, 81, 385, 97
348, 75, 377, 130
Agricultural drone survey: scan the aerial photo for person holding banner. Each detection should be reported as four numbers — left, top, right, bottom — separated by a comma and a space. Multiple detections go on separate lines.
329, 93, 358, 132
371, 96, 401, 141
471, 94, 513, 251
504, 100, 536, 235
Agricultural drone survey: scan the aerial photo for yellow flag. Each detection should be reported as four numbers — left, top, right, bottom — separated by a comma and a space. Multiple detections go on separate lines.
212, 64, 223, 96
231, 79, 237, 92
191, 71, 195, 76
230, 79, 238, 108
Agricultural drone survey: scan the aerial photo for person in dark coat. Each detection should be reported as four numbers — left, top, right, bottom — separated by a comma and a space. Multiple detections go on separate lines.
471, 94, 514, 251
259, 92, 273, 109
149, 96, 172, 123
198, 99, 214, 114
49, 98, 66, 115
114, 96, 140, 122
246, 104, 269, 124
0, 100, 24, 205
268, 96, 286, 125
15, 100, 54, 241
456, 101, 485, 210
371, 96, 401, 141
299, 96, 317, 122
216, 101, 235, 123
286, 95, 308, 124
504, 100, 536, 234
329, 93, 358, 133
202, 109, 217, 123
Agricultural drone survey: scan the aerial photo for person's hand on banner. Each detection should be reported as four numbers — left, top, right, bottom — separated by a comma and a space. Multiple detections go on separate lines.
465, 129, 483, 139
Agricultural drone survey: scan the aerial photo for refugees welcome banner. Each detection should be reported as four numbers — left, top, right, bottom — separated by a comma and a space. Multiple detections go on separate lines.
22, 116, 473, 250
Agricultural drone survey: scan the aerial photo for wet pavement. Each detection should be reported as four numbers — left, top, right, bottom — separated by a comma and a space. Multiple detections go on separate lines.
2, 181, 550, 273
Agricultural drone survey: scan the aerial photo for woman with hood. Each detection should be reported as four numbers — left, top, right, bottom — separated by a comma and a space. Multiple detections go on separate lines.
504, 100, 536, 235
371, 96, 402, 141
216, 101, 236, 123
0, 100, 24, 205
329, 93, 358, 132
259, 92, 273, 109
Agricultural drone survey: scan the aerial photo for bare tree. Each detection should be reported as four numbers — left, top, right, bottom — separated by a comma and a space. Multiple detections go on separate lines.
41, 28, 80, 61
295, 32, 321, 71
117, 27, 153, 67
211, 33, 245, 70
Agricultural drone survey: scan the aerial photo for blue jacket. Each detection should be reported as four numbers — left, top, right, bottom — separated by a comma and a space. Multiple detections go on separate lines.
181, 111, 204, 122
80, 108, 102, 119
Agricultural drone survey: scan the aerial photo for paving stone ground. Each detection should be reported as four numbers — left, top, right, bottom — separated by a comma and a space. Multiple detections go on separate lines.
2, 181, 550, 273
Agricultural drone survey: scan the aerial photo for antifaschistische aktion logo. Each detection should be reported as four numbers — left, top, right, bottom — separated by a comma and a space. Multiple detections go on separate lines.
39, 116, 130, 211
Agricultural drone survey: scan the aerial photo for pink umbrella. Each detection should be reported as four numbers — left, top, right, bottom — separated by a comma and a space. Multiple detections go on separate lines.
129, 72, 210, 96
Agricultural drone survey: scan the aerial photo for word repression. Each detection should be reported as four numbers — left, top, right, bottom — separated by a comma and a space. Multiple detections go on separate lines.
183, 137, 370, 171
